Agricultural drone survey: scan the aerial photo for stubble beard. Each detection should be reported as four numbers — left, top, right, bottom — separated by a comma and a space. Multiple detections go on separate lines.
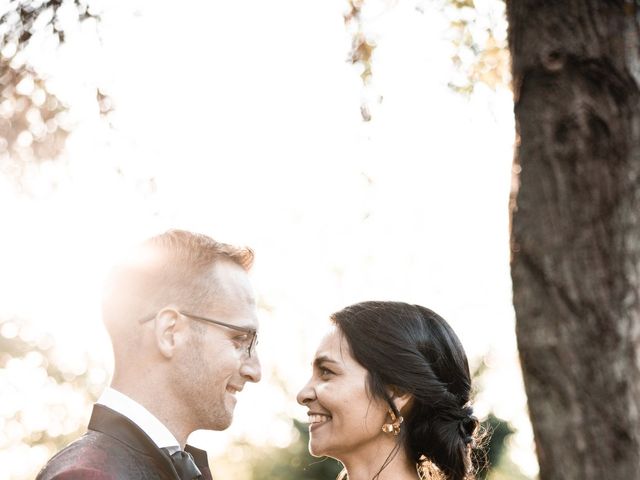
197, 392, 233, 431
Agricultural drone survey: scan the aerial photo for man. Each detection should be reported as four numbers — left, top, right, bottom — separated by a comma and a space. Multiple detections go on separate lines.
37, 230, 262, 479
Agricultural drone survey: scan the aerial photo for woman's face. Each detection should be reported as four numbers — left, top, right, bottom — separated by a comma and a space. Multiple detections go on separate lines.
296, 326, 389, 460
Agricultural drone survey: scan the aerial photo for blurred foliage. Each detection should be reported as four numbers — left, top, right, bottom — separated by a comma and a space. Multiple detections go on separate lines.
475, 414, 513, 479
468, 357, 528, 479
487, 461, 531, 480
346, 0, 510, 120
0, 0, 98, 46
0, 0, 102, 185
0, 316, 108, 480
344, 0, 375, 122
345, 0, 374, 85
246, 420, 344, 480
444, 0, 510, 94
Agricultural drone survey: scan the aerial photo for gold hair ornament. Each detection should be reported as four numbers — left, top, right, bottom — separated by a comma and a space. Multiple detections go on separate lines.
416, 462, 429, 480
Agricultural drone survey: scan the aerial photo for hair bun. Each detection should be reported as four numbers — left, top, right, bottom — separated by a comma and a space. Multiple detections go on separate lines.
459, 413, 478, 447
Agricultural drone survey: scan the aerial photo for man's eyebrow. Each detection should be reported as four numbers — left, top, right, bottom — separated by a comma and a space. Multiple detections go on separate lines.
235, 325, 257, 333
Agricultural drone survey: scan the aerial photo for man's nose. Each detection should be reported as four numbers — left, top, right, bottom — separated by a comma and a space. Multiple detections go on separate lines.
241, 353, 262, 383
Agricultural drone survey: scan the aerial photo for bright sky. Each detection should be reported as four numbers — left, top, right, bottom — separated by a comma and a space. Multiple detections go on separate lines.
0, 0, 537, 478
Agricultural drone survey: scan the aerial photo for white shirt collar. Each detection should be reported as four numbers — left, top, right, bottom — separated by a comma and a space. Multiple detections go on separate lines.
97, 387, 181, 450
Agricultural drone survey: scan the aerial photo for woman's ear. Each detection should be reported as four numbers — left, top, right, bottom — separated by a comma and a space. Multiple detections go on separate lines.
393, 391, 414, 414
386, 386, 414, 414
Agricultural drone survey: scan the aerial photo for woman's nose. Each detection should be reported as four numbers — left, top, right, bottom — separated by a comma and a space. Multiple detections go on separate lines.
296, 379, 316, 406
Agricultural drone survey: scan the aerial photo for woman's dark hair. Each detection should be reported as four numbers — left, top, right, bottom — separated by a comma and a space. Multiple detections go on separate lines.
331, 301, 479, 480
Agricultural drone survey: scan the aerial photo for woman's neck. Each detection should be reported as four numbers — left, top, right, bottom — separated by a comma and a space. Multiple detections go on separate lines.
340, 445, 417, 480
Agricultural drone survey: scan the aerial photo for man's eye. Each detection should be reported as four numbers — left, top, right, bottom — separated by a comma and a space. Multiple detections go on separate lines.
233, 334, 249, 344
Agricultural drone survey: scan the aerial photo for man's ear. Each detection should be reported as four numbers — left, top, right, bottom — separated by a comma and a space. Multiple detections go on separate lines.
153, 308, 182, 358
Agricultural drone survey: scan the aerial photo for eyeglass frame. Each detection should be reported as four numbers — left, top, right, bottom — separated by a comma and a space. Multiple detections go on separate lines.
138, 309, 258, 358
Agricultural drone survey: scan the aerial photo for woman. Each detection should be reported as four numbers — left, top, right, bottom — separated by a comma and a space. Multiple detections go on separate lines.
297, 301, 479, 480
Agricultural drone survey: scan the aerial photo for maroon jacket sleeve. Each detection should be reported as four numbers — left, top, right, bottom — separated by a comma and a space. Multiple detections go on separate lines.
41, 467, 114, 480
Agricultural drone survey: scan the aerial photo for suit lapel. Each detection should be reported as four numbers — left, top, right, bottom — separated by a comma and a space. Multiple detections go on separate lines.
88, 404, 180, 479
88, 404, 212, 480
185, 445, 213, 480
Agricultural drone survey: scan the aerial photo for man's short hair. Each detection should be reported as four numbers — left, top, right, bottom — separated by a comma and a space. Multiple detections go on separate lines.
102, 230, 254, 336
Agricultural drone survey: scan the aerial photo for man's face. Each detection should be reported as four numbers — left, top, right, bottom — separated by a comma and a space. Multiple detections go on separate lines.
175, 260, 261, 431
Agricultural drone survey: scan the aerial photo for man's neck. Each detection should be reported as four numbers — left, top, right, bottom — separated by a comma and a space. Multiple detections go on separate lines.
98, 386, 188, 448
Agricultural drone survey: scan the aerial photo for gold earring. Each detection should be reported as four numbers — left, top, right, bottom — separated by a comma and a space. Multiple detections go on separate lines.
381, 408, 403, 436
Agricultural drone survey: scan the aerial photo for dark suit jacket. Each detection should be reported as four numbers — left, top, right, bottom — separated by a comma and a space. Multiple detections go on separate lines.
36, 404, 213, 480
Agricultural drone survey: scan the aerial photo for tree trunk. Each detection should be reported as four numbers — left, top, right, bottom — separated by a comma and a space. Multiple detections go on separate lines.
507, 1, 640, 478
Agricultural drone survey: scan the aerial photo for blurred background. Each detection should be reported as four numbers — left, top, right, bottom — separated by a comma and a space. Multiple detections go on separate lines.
0, 0, 534, 478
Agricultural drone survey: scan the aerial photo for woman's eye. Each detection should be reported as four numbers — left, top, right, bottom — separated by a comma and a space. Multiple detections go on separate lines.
319, 367, 334, 377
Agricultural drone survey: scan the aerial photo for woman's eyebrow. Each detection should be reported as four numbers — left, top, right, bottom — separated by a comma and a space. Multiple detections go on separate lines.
313, 355, 339, 367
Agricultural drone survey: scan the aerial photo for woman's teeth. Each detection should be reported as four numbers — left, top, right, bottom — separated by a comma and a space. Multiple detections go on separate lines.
309, 414, 331, 424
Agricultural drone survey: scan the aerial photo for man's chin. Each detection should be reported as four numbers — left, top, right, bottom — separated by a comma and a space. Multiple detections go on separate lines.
220, 414, 233, 430
213, 411, 234, 431
198, 410, 233, 431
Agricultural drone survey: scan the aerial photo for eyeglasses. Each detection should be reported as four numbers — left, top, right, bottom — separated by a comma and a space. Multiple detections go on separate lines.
181, 311, 258, 358
139, 310, 258, 358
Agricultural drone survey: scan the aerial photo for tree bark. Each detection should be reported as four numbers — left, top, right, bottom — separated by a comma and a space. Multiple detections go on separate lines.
507, 1, 640, 478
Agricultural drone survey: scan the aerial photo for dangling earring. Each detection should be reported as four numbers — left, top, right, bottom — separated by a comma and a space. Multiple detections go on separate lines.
381, 408, 403, 436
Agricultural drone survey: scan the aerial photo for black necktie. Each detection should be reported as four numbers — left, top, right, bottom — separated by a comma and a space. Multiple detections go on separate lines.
162, 448, 202, 480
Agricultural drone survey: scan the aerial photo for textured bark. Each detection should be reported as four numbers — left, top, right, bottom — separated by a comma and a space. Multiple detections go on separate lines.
507, 1, 640, 479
